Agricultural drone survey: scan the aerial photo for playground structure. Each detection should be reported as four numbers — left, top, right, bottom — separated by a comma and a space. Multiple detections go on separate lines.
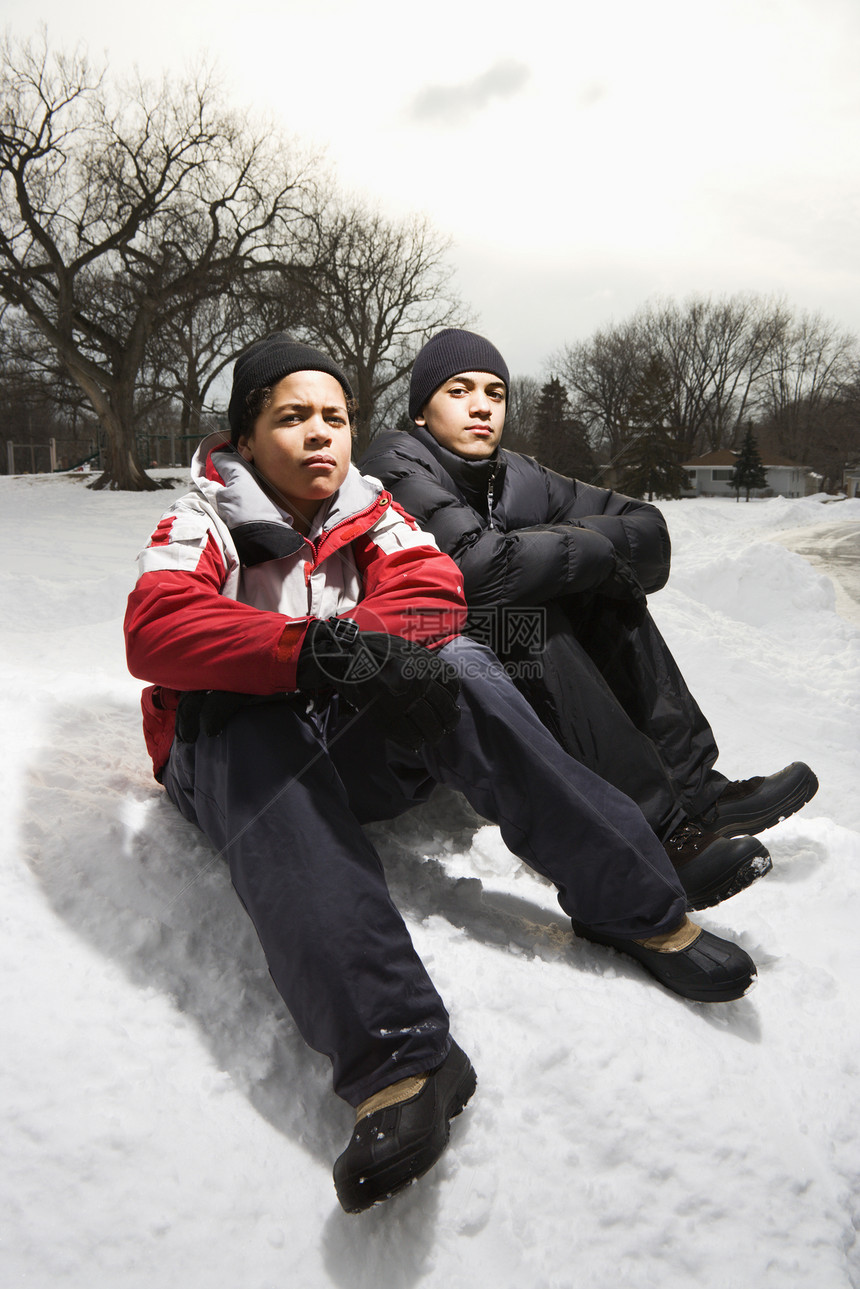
6, 438, 58, 474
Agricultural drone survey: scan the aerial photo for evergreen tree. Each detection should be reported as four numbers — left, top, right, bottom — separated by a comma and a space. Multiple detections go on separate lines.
616, 357, 690, 500
730, 424, 769, 501
533, 376, 596, 480
615, 429, 691, 501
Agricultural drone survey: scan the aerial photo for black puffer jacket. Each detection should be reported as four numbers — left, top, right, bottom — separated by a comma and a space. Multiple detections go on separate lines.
360, 427, 672, 607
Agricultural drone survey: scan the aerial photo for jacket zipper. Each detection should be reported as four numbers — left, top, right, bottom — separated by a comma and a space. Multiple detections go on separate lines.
304, 495, 390, 594
313, 494, 388, 558
487, 468, 496, 530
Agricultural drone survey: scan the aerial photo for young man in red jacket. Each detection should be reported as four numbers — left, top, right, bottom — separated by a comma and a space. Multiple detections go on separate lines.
126, 335, 760, 1214
362, 329, 818, 909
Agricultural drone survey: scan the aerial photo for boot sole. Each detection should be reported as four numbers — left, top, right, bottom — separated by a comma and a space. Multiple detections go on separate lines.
708, 766, 819, 836
335, 1048, 477, 1213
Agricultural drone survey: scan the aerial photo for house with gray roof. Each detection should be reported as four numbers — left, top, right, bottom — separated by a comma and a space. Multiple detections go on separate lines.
680, 449, 813, 499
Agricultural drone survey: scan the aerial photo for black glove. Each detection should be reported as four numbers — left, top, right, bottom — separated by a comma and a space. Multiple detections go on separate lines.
175, 690, 207, 743
296, 618, 461, 751
175, 689, 259, 741
597, 551, 648, 629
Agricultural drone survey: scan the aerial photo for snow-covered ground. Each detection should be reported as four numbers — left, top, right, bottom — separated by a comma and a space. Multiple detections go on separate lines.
1, 476, 858, 1289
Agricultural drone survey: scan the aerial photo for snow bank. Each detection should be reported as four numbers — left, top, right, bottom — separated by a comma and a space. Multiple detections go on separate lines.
2, 477, 858, 1288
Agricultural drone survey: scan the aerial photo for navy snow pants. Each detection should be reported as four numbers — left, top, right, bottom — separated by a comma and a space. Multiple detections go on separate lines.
163, 637, 686, 1107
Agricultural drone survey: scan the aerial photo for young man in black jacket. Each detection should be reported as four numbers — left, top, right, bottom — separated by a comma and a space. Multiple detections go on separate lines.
361, 328, 818, 910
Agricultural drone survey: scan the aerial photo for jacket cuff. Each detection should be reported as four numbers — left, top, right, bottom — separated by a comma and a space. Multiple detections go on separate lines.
275, 619, 313, 690
563, 527, 616, 593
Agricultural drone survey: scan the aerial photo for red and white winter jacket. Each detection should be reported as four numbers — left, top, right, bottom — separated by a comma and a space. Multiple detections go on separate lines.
124, 432, 467, 775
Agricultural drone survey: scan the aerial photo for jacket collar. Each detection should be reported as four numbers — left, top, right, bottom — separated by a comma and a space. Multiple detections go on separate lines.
409, 425, 507, 505
189, 432, 381, 566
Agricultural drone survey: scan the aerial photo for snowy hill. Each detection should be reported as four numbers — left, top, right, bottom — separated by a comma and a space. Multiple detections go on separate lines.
2, 476, 858, 1288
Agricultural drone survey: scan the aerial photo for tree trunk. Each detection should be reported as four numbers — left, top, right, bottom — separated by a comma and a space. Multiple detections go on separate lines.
352, 372, 376, 461
180, 378, 204, 437
89, 401, 160, 491
353, 418, 371, 460
63, 360, 160, 491
187, 400, 203, 438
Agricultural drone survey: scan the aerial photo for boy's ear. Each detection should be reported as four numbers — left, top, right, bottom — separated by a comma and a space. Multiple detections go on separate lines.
237, 436, 253, 462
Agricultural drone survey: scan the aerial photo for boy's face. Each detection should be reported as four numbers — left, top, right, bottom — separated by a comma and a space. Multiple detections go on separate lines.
237, 370, 352, 527
415, 371, 507, 459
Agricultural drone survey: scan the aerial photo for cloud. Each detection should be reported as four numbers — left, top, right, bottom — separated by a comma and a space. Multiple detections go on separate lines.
408, 58, 531, 126
578, 81, 608, 108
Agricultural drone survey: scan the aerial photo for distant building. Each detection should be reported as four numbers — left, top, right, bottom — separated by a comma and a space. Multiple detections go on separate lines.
842, 465, 860, 499
680, 449, 813, 499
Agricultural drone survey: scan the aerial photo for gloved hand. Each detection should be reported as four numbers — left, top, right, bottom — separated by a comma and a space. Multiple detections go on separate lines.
296, 618, 461, 751
596, 551, 648, 629
175, 690, 207, 743
175, 689, 259, 741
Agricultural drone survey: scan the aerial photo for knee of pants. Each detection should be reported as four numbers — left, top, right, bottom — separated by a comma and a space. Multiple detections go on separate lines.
439, 635, 512, 687
162, 737, 202, 828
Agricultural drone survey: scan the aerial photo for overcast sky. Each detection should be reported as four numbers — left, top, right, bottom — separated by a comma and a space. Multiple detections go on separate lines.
6, 0, 860, 375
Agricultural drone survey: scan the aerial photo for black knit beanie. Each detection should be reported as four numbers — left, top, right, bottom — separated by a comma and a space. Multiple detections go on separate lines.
409, 328, 510, 422
228, 334, 354, 441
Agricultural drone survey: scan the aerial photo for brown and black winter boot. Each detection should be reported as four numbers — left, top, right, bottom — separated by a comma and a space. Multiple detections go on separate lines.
334, 1042, 477, 1213
693, 762, 818, 837
664, 822, 772, 910
573, 914, 757, 1003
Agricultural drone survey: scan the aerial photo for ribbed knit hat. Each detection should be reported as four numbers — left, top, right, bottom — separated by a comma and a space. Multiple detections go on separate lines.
228, 334, 354, 440
409, 329, 510, 422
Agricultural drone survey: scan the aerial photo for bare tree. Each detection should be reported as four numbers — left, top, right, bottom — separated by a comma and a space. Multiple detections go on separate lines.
758, 311, 857, 465
557, 295, 796, 465
135, 246, 326, 467
299, 200, 468, 455
0, 302, 106, 469
556, 319, 647, 460
0, 33, 314, 489
640, 294, 787, 456
503, 375, 541, 452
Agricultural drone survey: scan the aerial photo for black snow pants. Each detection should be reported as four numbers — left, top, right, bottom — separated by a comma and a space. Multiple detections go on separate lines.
504, 599, 729, 842
162, 637, 686, 1107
